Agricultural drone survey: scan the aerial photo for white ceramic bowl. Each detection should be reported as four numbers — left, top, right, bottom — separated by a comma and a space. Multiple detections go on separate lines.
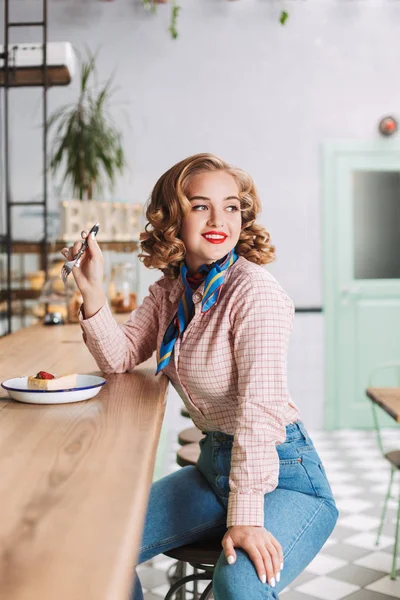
1, 374, 107, 405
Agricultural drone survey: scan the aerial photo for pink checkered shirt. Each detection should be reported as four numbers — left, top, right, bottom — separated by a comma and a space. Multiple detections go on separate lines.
79, 255, 301, 527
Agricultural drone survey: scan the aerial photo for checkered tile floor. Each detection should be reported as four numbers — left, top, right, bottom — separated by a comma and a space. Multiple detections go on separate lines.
138, 408, 400, 600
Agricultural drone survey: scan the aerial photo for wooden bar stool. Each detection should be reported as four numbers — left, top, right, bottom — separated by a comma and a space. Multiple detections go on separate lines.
178, 426, 205, 446
163, 537, 222, 600
162, 440, 222, 600
177, 442, 200, 468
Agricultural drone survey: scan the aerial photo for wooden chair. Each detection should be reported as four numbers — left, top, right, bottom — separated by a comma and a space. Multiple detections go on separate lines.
162, 440, 221, 599
367, 362, 400, 580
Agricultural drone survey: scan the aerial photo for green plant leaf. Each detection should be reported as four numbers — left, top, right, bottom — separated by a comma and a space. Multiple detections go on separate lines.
279, 10, 289, 25
169, 2, 181, 40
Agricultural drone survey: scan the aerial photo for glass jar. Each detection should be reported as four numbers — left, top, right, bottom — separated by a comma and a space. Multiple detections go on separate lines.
109, 261, 138, 313
37, 270, 79, 324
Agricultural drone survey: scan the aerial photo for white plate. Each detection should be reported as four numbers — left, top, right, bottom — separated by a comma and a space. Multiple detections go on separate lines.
1, 375, 107, 405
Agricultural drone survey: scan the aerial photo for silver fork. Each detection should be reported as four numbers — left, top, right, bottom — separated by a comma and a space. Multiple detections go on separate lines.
60, 223, 100, 284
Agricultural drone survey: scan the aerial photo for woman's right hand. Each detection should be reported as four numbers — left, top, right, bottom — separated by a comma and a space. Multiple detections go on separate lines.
61, 229, 104, 295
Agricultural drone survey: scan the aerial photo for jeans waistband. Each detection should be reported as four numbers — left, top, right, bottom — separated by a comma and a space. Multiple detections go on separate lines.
202, 420, 310, 446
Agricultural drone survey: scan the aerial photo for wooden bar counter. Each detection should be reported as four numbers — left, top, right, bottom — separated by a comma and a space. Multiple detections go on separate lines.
0, 316, 169, 600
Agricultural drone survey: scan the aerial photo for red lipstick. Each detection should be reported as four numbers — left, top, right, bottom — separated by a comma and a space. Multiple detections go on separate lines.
201, 231, 227, 244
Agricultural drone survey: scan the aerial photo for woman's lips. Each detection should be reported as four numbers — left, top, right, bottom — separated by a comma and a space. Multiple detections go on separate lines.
201, 235, 227, 244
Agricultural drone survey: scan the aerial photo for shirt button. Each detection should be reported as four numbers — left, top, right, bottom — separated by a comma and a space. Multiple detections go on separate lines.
192, 292, 203, 304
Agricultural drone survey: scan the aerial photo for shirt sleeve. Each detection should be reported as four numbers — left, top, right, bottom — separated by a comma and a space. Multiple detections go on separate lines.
227, 273, 295, 527
78, 281, 161, 374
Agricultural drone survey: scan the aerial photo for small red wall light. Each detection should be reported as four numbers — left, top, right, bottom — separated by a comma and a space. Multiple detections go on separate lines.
378, 116, 398, 137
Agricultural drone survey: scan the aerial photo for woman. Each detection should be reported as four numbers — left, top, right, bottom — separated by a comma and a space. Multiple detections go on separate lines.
62, 153, 338, 600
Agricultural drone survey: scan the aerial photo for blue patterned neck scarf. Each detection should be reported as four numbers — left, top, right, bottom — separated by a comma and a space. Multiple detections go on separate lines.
156, 248, 239, 374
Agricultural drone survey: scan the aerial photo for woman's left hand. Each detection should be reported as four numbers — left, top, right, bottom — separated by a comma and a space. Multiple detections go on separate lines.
222, 525, 283, 587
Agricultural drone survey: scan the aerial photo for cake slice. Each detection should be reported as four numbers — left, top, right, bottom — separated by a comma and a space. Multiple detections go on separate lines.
27, 371, 78, 390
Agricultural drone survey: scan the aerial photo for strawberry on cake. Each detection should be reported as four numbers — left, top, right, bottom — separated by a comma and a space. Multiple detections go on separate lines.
27, 371, 78, 390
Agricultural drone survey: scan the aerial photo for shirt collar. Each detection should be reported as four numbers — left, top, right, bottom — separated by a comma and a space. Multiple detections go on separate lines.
168, 278, 184, 303
168, 256, 242, 303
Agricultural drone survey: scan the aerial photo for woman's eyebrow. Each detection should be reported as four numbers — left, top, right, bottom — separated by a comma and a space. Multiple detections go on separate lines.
189, 195, 240, 202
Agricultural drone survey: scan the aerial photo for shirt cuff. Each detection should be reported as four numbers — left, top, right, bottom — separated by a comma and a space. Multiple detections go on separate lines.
78, 300, 118, 340
227, 492, 265, 528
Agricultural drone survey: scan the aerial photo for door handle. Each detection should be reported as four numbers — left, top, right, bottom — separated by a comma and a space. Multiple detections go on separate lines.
340, 286, 361, 295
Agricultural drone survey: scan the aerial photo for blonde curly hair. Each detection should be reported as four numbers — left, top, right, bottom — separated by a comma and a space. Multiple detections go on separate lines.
138, 153, 276, 280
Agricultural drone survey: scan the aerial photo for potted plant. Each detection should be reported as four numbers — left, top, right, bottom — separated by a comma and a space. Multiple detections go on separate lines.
48, 50, 125, 201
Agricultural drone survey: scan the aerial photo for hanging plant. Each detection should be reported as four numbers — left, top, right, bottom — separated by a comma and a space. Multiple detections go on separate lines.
142, 0, 287, 38
169, 1, 181, 39
280, 10, 289, 25
142, 0, 160, 13
143, 0, 182, 40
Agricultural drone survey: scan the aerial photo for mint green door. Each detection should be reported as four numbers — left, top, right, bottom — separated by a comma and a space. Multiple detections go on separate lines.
324, 141, 400, 429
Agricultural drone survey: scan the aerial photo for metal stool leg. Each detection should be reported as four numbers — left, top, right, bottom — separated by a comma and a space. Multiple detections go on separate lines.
164, 572, 213, 600
167, 561, 184, 593
391, 479, 400, 580
166, 561, 187, 600
193, 567, 198, 600
179, 561, 187, 600
377, 466, 395, 546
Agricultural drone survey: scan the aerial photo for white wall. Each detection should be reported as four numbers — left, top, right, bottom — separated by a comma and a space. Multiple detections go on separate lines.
2, 0, 400, 427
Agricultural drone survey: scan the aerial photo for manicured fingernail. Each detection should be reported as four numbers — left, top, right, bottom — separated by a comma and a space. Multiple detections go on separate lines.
227, 555, 235, 564
260, 574, 266, 584
75, 259, 81, 268
91, 232, 96, 239
276, 571, 281, 583
281, 562, 284, 571
270, 577, 276, 588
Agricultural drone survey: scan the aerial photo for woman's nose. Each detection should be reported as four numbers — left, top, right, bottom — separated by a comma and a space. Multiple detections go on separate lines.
207, 221, 224, 229
207, 210, 224, 228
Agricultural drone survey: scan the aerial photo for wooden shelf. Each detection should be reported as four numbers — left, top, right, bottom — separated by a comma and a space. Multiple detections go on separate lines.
0, 240, 138, 253
0, 66, 72, 87
0, 289, 41, 301
0, 238, 139, 329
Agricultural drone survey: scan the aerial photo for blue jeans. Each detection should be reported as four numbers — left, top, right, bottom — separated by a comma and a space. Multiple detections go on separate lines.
132, 421, 338, 599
